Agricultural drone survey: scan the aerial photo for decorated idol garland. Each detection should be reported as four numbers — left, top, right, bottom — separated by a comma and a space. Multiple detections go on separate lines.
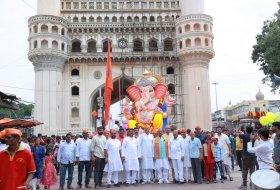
123, 71, 175, 131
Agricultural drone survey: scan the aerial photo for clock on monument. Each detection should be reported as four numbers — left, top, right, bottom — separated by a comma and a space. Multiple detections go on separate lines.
118, 39, 127, 49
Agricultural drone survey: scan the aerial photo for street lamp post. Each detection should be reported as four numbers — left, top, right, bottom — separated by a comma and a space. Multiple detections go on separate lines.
212, 82, 219, 111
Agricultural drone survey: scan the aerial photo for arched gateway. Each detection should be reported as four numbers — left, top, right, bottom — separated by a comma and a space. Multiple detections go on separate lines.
90, 75, 134, 130
28, 0, 214, 135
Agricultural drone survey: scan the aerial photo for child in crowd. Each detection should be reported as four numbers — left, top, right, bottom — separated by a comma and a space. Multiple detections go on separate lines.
40, 148, 58, 189
212, 138, 225, 183
203, 136, 215, 184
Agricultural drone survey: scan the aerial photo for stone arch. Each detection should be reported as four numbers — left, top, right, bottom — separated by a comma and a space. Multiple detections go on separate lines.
168, 83, 175, 94
34, 40, 38, 49
164, 38, 173, 51
104, 16, 109, 22
71, 107, 79, 118
167, 67, 175, 74
97, 16, 102, 22
149, 38, 158, 51
112, 16, 117, 22
89, 16, 94, 22
87, 39, 97, 52
73, 16, 79, 23
71, 39, 81, 52
195, 38, 201, 46
61, 43, 65, 51
41, 24, 48, 33
179, 41, 183, 49
194, 23, 201, 31
133, 38, 143, 52
134, 16, 139, 22
186, 39, 191, 47
71, 68, 79, 76
127, 16, 132, 22
157, 16, 162, 22
150, 16, 155, 22
71, 86, 79, 96
178, 27, 182, 34
41, 40, 48, 48
90, 75, 134, 128
103, 39, 112, 52
204, 24, 209, 31
205, 38, 209, 46
33, 25, 38, 33
165, 15, 170, 21
81, 16, 87, 22
120, 16, 124, 22
51, 26, 58, 34
185, 24, 191, 32
142, 16, 147, 22
61, 28, 65, 35
52, 40, 58, 49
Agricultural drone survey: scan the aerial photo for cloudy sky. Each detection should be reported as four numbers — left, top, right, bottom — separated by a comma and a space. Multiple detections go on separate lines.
0, 0, 279, 113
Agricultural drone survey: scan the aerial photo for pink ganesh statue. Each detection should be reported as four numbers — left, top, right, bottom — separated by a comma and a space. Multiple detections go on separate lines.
123, 71, 175, 132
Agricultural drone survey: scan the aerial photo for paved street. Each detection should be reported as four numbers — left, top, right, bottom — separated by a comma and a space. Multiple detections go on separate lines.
50, 169, 246, 190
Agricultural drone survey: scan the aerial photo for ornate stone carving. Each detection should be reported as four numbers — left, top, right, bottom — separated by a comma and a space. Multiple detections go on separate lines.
93, 71, 102, 79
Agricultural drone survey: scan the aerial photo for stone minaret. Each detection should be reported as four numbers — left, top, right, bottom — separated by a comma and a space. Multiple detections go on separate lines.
28, 0, 67, 135
177, 0, 215, 131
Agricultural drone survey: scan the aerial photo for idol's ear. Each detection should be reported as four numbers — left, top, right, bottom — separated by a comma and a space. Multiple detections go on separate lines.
126, 85, 141, 101
155, 83, 168, 99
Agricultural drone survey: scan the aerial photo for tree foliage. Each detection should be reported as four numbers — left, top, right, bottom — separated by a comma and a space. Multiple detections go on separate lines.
252, 7, 280, 91
0, 103, 33, 119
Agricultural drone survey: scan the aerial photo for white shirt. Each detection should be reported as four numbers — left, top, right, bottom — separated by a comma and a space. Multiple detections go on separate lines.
182, 136, 191, 167
215, 133, 230, 154
20, 142, 31, 152
169, 137, 184, 159
247, 140, 274, 170
76, 138, 91, 161
122, 136, 140, 171
105, 138, 123, 172
138, 133, 154, 169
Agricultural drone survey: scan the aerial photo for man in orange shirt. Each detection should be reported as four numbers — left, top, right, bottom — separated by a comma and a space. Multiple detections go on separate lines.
0, 128, 36, 190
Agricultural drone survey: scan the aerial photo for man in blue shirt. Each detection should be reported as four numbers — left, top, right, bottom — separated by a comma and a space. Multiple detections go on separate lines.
189, 131, 203, 184
58, 133, 76, 190
239, 126, 256, 190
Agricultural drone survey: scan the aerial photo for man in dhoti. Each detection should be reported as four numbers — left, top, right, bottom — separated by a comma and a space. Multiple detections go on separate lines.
181, 129, 192, 183
168, 130, 184, 184
105, 130, 123, 188
154, 129, 170, 184
138, 126, 154, 184
122, 128, 140, 186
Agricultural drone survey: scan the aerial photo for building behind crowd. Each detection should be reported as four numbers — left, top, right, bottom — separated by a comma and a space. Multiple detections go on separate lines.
223, 90, 280, 130
28, 0, 215, 135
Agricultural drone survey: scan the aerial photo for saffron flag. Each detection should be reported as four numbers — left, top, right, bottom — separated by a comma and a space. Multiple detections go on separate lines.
103, 39, 113, 125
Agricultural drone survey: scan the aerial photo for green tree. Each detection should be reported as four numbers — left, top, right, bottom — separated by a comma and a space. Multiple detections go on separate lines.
252, 6, 280, 91
0, 103, 34, 119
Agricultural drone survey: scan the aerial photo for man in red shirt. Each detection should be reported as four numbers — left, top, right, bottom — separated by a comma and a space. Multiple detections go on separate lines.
0, 128, 36, 190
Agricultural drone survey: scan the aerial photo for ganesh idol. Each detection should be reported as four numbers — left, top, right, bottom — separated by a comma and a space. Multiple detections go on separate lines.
123, 71, 175, 131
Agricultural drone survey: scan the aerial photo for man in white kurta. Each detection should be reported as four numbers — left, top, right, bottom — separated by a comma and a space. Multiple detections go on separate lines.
168, 130, 184, 184
138, 126, 154, 184
181, 129, 192, 183
105, 130, 123, 188
215, 127, 233, 180
121, 128, 140, 186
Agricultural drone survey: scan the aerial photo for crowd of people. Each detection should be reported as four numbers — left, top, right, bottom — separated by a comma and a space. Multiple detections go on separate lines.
0, 121, 279, 190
